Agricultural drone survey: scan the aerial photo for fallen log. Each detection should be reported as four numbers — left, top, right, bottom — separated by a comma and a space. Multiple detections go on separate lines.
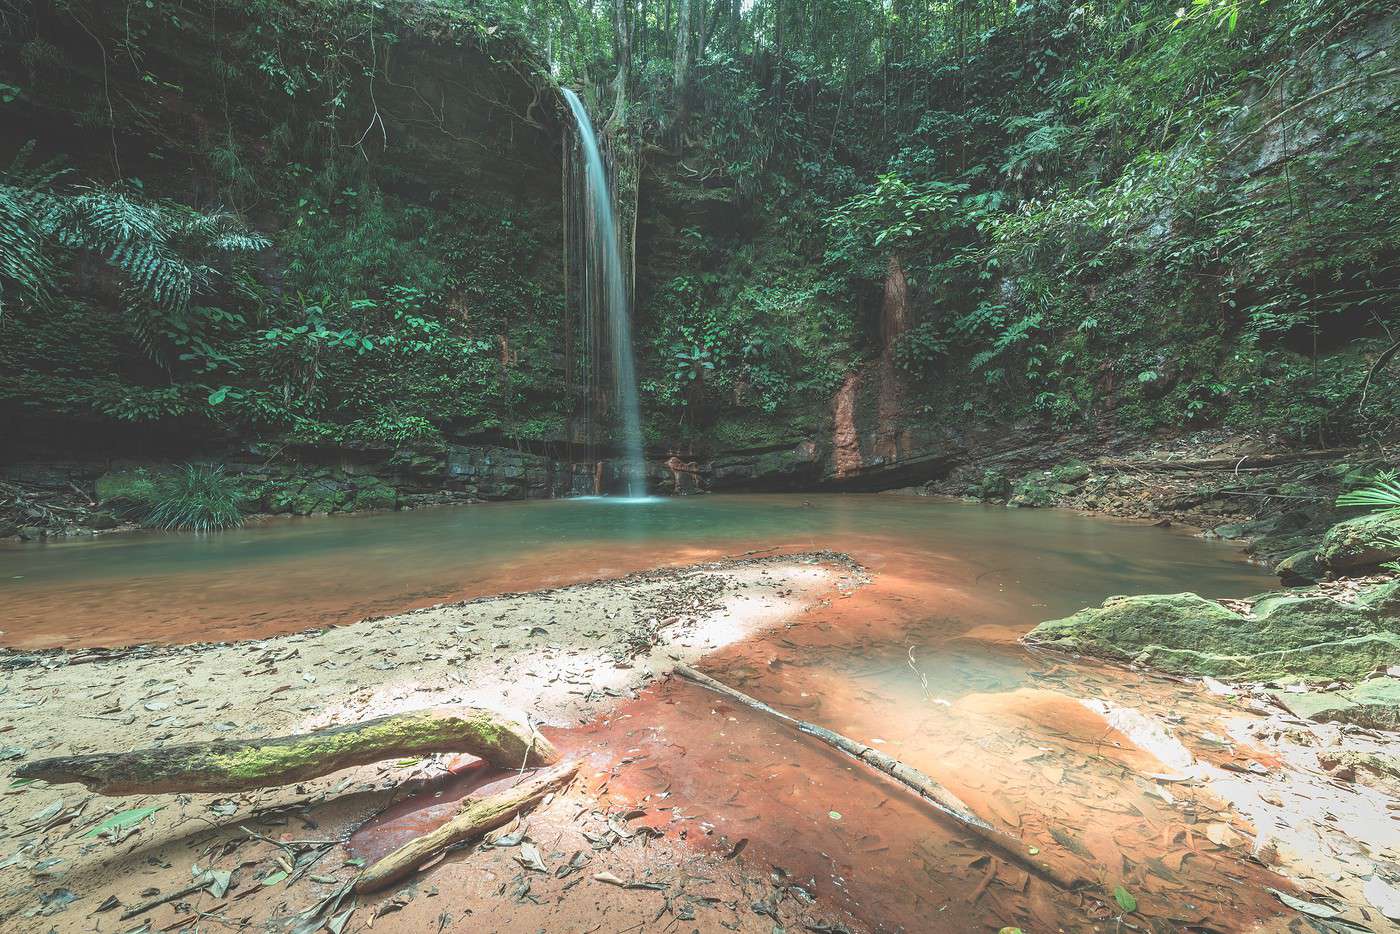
673, 664, 1080, 890
355, 761, 578, 893
16, 707, 556, 796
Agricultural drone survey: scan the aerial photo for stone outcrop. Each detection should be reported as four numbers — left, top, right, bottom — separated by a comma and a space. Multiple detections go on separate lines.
1025, 583, 1400, 683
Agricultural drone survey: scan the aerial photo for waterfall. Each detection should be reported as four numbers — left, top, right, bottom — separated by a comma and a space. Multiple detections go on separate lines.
561, 88, 646, 498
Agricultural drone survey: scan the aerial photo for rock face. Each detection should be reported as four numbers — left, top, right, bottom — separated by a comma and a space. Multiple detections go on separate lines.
1025, 585, 1400, 682
1319, 512, 1400, 571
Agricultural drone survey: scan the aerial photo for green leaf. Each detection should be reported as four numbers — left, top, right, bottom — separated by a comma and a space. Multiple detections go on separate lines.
1114, 885, 1137, 913
207, 387, 228, 405
84, 804, 164, 837
261, 869, 288, 886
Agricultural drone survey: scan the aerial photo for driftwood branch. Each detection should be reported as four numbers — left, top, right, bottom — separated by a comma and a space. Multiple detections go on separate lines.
355, 761, 578, 893
16, 707, 556, 796
673, 664, 1080, 890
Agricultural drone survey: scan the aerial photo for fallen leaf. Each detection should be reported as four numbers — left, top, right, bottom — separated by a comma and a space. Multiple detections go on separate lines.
1268, 888, 1339, 919
84, 804, 164, 838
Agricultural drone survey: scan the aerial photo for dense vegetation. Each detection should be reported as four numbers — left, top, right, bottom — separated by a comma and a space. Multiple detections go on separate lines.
1, 0, 1397, 464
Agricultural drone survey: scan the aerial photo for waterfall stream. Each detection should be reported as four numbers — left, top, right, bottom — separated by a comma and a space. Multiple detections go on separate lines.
561, 88, 646, 497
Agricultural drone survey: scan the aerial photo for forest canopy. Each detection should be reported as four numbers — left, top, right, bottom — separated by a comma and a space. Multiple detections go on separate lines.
0, 0, 1396, 455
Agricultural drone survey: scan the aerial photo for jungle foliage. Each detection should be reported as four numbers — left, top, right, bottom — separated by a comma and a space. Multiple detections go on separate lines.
0, 0, 1396, 456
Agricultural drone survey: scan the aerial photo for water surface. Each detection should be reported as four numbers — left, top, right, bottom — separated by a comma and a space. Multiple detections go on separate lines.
1, 494, 1266, 648
2, 493, 1291, 930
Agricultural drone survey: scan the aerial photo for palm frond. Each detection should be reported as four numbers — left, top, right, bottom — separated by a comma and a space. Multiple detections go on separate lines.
1336, 478, 1400, 512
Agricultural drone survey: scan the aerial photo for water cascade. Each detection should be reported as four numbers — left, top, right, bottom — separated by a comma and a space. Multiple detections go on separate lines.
561, 88, 646, 497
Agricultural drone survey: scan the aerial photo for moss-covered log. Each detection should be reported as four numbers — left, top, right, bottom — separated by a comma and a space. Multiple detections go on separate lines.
15, 707, 556, 796
355, 761, 579, 893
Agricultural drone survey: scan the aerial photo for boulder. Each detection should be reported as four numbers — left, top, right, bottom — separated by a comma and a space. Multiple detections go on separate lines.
1025, 590, 1400, 682
1050, 462, 1091, 485
1358, 579, 1400, 617
970, 469, 1011, 501
1319, 511, 1400, 571
1274, 548, 1323, 584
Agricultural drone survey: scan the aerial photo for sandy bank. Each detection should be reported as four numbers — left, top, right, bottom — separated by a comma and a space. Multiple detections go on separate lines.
0, 552, 867, 933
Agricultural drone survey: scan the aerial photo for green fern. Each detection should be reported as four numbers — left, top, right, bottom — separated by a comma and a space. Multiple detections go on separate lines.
0, 148, 269, 361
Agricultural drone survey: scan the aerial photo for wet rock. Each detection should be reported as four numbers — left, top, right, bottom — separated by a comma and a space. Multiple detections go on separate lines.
1026, 590, 1400, 682
1319, 512, 1400, 572
1273, 678, 1400, 731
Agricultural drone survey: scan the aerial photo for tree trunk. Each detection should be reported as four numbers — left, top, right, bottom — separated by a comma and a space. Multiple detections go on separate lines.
355, 762, 579, 893
672, 0, 692, 107
607, 0, 632, 132
16, 707, 556, 796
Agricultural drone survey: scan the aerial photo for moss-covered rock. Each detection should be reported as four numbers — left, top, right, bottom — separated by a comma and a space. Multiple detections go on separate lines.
1050, 462, 1091, 485
284, 478, 353, 515
1359, 579, 1400, 617
970, 469, 1011, 500
1025, 590, 1400, 682
1274, 548, 1323, 584
1273, 678, 1400, 730
1009, 476, 1056, 508
1319, 512, 1400, 571
352, 479, 398, 511
94, 468, 159, 509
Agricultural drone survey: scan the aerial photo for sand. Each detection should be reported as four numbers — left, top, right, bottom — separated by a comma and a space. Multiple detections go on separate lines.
0, 552, 867, 933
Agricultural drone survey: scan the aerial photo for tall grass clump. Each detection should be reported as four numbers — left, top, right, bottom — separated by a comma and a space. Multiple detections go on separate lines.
144, 464, 243, 532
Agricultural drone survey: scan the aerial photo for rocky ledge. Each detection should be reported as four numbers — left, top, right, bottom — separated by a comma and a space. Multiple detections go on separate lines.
1024, 579, 1400, 685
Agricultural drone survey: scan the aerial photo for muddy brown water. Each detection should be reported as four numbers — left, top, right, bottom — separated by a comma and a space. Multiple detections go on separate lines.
3, 494, 1293, 930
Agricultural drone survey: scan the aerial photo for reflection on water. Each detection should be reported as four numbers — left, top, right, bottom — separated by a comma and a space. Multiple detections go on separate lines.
0, 493, 1265, 648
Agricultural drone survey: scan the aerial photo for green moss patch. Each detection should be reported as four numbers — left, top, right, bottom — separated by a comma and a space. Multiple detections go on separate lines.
1025, 588, 1400, 683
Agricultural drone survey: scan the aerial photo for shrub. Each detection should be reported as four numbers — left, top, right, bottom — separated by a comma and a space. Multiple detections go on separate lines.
143, 465, 243, 532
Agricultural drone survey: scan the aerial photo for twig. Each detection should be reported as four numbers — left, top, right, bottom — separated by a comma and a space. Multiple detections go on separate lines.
120, 881, 208, 920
